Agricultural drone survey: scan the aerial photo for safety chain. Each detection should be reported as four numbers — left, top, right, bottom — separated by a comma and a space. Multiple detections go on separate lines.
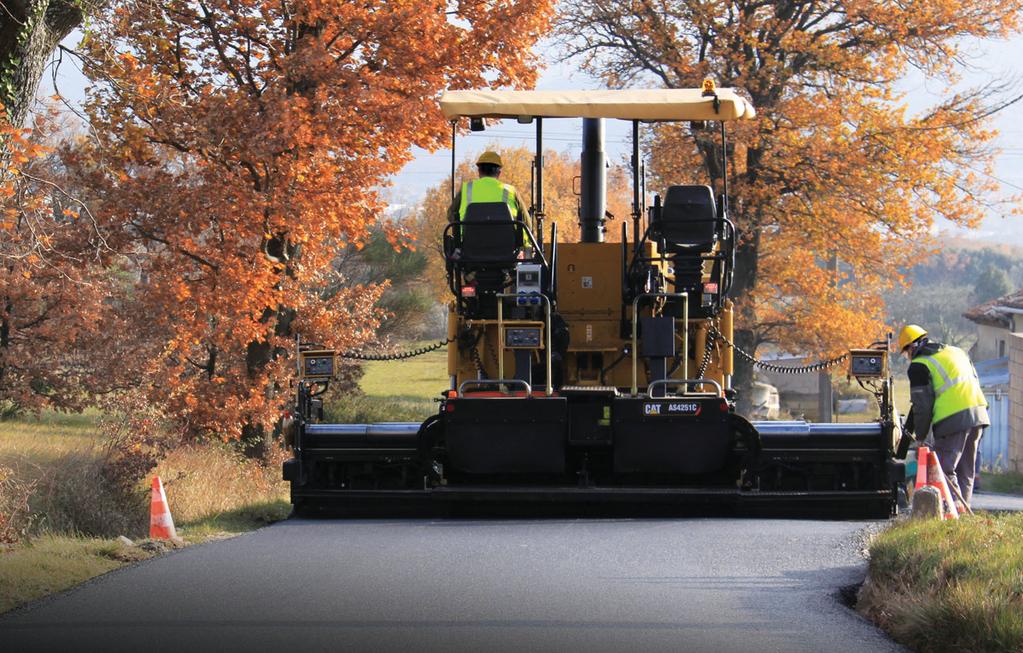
696, 329, 717, 378
710, 326, 849, 375
470, 344, 485, 377
338, 337, 454, 361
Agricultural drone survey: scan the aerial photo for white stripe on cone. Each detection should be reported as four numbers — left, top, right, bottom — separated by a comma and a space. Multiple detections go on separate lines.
150, 476, 177, 539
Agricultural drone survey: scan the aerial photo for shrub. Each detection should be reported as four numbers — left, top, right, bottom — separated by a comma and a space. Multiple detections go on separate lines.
0, 465, 37, 544
31, 449, 148, 538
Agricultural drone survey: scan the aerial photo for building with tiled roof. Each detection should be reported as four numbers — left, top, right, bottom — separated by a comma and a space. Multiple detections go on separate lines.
963, 290, 1023, 360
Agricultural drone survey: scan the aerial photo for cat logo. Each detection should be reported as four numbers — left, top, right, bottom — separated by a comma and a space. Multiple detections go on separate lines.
643, 403, 662, 416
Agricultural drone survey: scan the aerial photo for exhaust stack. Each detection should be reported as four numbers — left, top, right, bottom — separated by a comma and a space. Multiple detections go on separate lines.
579, 118, 606, 243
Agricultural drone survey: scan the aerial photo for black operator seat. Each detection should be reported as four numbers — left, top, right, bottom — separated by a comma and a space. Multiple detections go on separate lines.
457, 201, 522, 266
655, 185, 718, 253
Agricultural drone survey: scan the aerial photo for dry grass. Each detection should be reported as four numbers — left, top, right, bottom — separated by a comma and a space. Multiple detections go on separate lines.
860, 513, 1023, 653
153, 443, 289, 537
0, 411, 290, 614
0, 411, 103, 474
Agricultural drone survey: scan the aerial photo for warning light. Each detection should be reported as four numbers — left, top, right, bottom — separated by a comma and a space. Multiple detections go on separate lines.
703, 282, 719, 294
461, 286, 476, 298
702, 78, 717, 96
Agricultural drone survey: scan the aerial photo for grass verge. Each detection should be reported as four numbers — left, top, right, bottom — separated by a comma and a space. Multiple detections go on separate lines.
0, 411, 291, 614
980, 471, 1023, 496
859, 513, 1023, 653
0, 535, 155, 614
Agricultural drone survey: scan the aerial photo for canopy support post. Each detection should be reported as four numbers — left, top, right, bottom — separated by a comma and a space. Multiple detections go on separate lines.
450, 120, 457, 203
535, 117, 544, 249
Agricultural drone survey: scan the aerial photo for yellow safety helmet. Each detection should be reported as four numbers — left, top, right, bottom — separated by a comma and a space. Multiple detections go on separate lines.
476, 151, 503, 167
897, 324, 928, 352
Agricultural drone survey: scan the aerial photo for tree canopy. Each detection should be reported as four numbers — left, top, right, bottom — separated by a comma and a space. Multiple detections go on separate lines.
558, 0, 1023, 405
60, 0, 553, 440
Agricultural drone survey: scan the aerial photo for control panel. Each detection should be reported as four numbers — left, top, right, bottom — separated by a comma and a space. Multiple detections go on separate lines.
299, 350, 337, 380
504, 326, 543, 349
848, 349, 887, 379
515, 263, 543, 295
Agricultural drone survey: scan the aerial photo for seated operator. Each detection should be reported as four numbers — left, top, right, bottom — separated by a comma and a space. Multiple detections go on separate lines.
447, 151, 534, 244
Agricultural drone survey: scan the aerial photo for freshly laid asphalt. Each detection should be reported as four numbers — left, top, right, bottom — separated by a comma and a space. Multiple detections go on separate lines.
0, 514, 907, 653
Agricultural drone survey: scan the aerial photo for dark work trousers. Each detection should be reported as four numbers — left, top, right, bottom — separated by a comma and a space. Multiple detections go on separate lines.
932, 426, 984, 507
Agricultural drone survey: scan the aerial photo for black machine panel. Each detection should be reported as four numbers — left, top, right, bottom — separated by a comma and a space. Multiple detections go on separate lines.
300, 352, 336, 379
443, 397, 568, 474
612, 396, 732, 474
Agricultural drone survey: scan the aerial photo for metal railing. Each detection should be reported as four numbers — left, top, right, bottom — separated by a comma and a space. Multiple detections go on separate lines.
647, 378, 722, 398
496, 292, 553, 396
631, 292, 688, 396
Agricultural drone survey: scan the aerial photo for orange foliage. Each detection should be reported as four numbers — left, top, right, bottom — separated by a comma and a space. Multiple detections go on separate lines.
414, 145, 632, 301
560, 0, 1023, 361
69, 0, 553, 439
1, 110, 117, 415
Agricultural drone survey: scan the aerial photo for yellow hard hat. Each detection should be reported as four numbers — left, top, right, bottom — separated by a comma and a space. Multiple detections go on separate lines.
476, 151, 503, 167
897, 324, 928, 352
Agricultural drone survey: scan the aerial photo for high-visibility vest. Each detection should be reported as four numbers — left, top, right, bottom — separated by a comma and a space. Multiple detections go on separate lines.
912, 345, 988, 425
458, 177, 520, 221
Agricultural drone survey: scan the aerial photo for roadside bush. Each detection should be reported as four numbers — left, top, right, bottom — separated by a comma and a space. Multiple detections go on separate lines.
99, 394, 179, 496
31, 448, 148, 538
0, 465, 37, 544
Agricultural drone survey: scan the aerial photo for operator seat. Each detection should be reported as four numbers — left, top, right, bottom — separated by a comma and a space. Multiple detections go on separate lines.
458, 201, 521, 265
655, 185, 717, 251
652, 185, 718, 298
449, 201, 523, 316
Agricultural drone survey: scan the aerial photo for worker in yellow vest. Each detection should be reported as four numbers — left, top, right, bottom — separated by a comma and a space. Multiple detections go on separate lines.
447, 151, 533, 240
899, 324, 989, 509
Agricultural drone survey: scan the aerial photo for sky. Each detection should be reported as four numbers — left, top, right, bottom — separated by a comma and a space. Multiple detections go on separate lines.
41, 29, 1023, 244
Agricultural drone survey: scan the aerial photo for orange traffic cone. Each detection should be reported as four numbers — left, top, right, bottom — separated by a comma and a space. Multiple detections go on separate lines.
925, 451, 959, 520
914, 446, 930, 491
150, 476, 178, 539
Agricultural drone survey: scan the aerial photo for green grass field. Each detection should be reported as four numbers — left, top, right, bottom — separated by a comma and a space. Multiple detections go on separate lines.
981, 471, 1023, 495
326, 346, 448, 423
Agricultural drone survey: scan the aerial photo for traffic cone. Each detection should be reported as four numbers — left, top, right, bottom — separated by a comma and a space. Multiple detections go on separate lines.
150, 476, 177, 539
925, 451, 959, 520
914, 446, 930, 491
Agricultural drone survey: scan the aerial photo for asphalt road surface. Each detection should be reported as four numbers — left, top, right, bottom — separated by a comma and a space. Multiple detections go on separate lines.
1, 516, 906, 653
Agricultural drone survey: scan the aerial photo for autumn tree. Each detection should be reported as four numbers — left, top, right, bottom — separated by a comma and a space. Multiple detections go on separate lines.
1, 110, 117, 417
66, 0, 553, 445
558, 0, 1023, 410
414, 144, 632, 301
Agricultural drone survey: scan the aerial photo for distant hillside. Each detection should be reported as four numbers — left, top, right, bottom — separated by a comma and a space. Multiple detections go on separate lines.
884, 242, 1022, 348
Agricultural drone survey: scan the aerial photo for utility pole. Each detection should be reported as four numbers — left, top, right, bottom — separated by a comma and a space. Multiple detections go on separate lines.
818, 252, 838, 422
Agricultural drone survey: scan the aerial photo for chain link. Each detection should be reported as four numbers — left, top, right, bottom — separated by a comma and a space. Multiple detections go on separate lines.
338, 337, 454, 361
711, 326, 848, 375
470, 342, 485, 377
696, 328, 717, 378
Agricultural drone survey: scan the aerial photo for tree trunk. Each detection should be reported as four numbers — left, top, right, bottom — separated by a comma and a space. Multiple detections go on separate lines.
241, 304, 297, 458
1, 1, 93, 133
731, 235, 759, 417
